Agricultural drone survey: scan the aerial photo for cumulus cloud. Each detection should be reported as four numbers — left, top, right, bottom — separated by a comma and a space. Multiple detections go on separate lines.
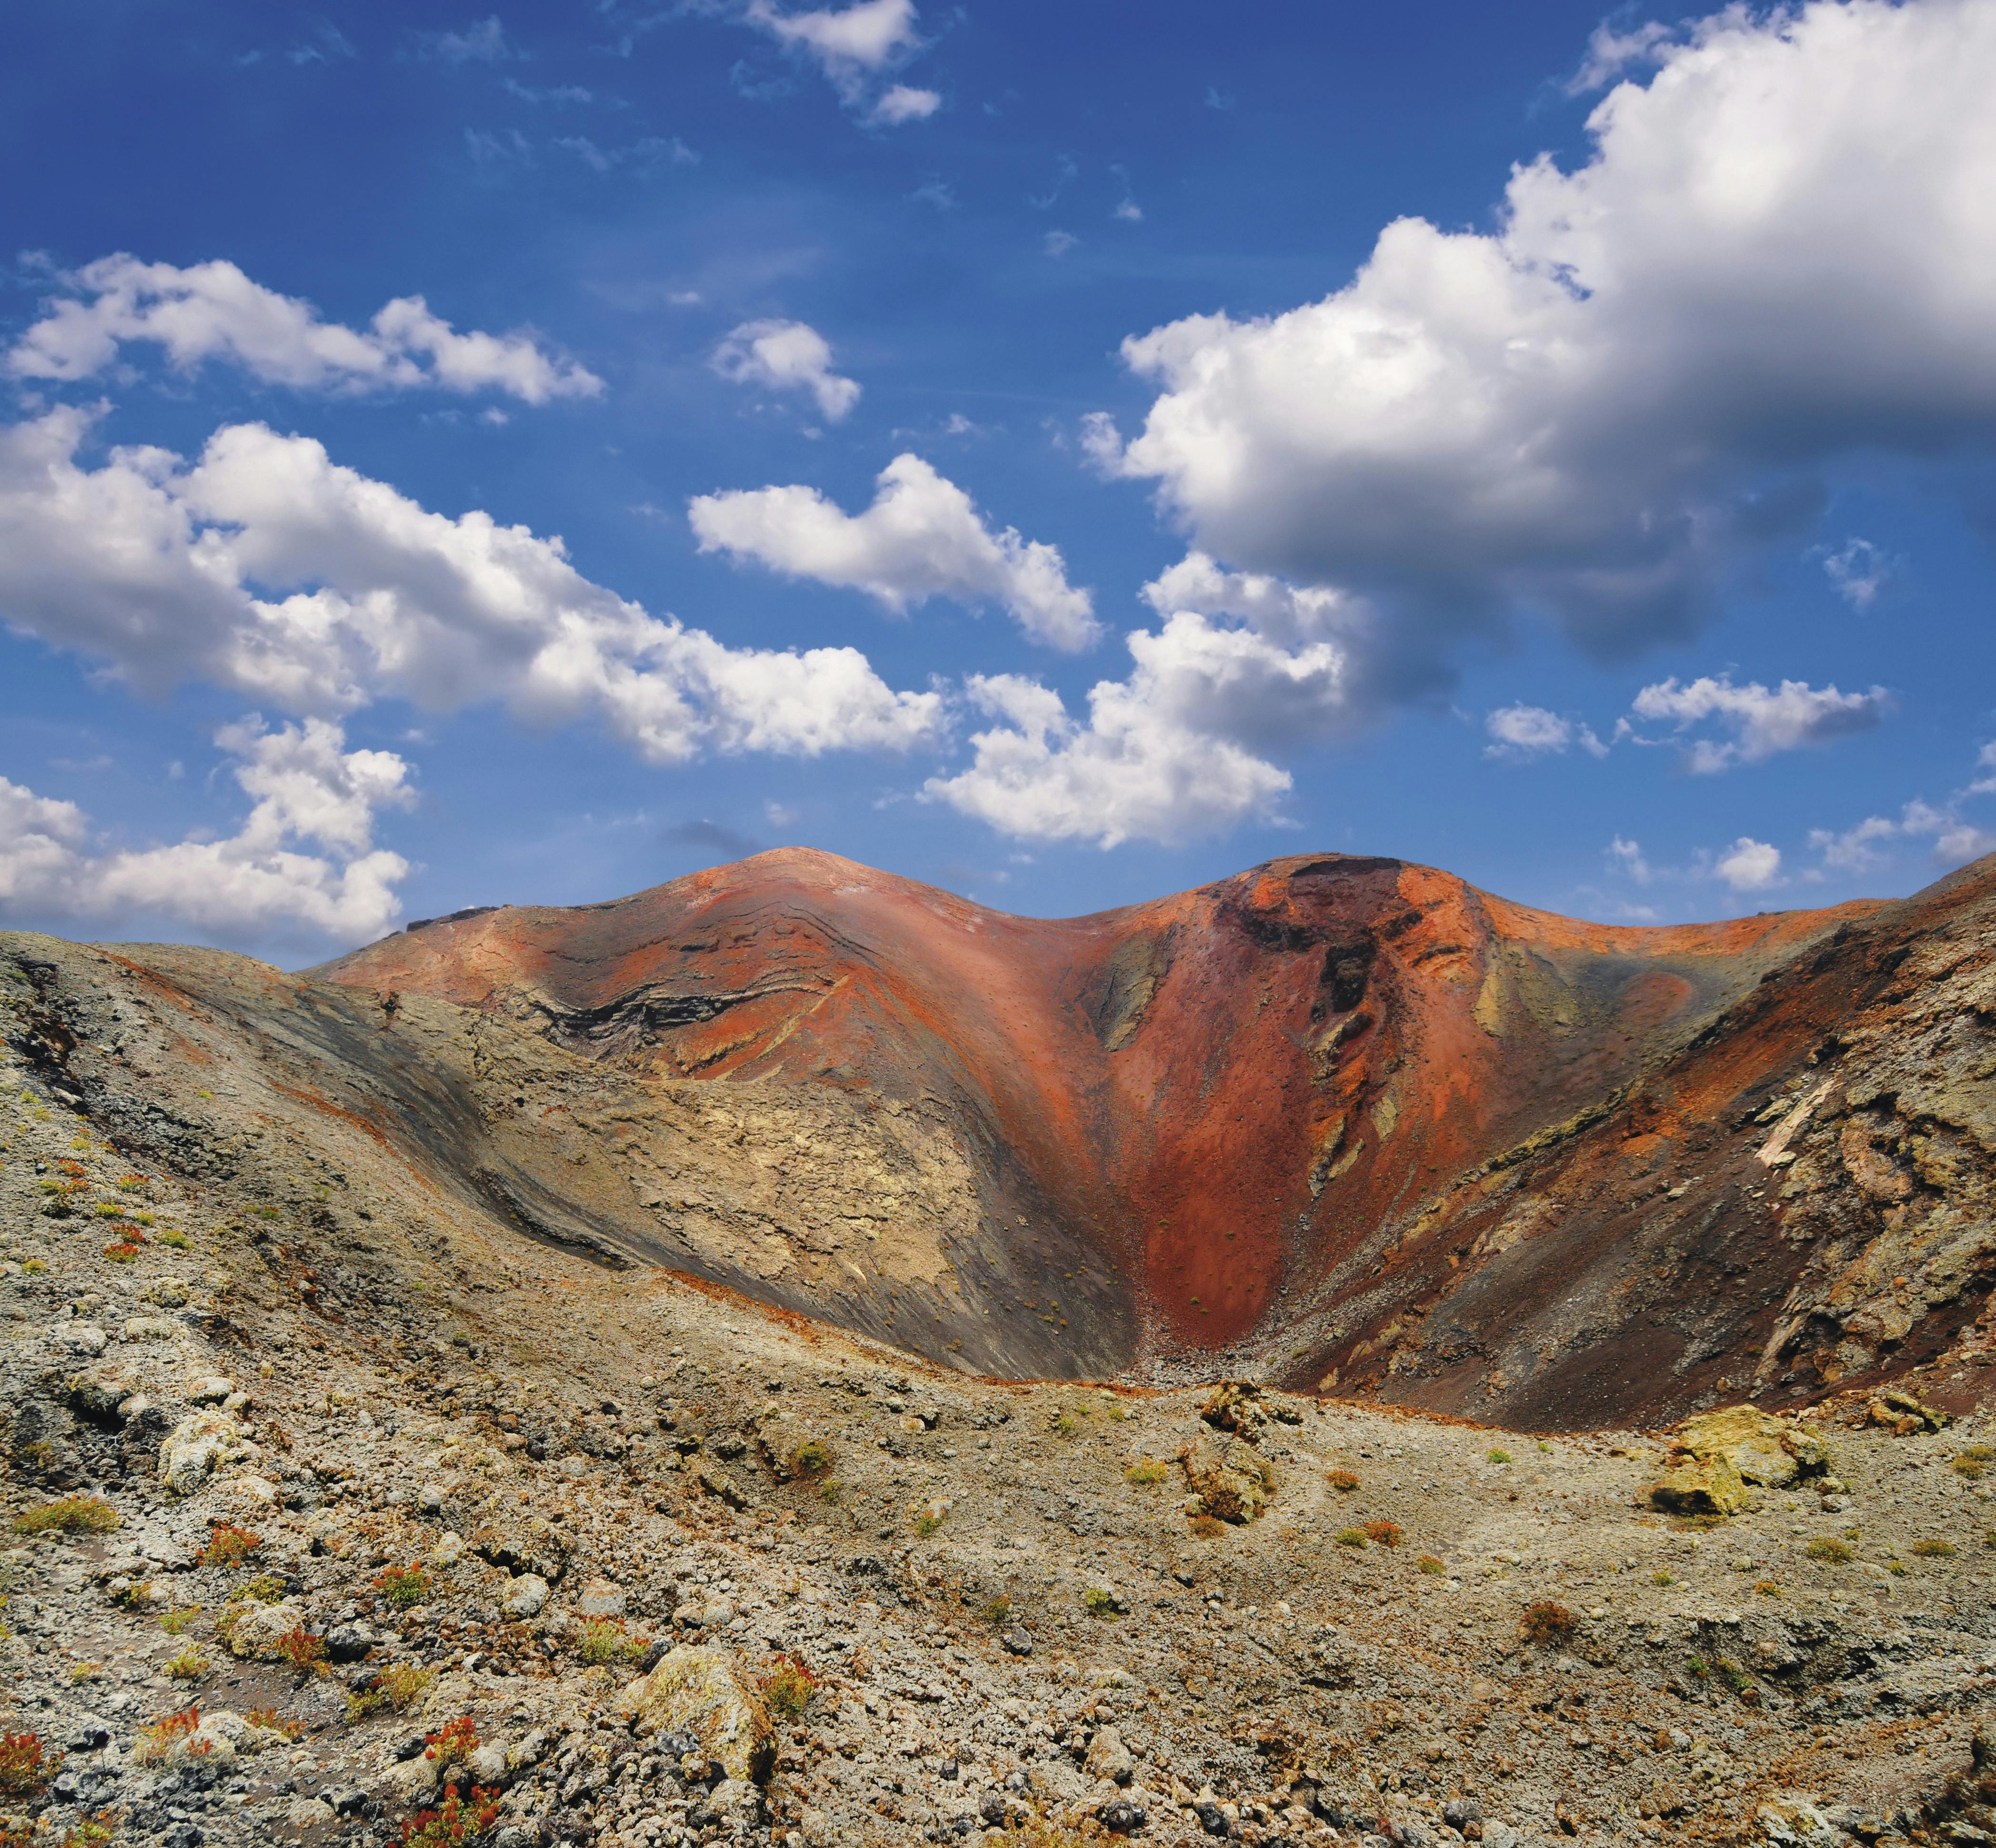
1715, 836, 1783, 892
709, 319, 859, 422
920, 551, 1366, 844
1091, 0, 1996, 697
869, 83, 940, 124
688, 452, 1099, 650
921, 666, 1294, 849
1629, 674, 1891, 773
1813, 803, 1996, 870
1484, 704, 1609, 762
741, 0, 935, 121
0, 406, 943, 766
1806, 743, 1996, 874
9, 255, 602, 404
0, 718, 413, 940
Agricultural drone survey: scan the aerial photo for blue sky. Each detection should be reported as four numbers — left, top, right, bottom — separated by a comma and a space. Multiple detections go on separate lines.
5, 0, 1996, 961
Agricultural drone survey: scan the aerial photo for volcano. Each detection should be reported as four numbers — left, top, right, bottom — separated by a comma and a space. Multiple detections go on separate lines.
251, 845, 1993, 1425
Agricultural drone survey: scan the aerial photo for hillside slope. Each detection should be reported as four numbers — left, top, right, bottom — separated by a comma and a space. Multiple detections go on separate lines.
8, 847, 1993, 1424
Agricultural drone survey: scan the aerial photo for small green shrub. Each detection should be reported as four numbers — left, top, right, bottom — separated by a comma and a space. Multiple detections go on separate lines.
1911, 1538, 1957, 1558
1081, 1587, 1121, 1618
1415, 1554, 1444, 1576
1487, 1449, 1512, 1465
577, 1618, 647, 1666
1334, 1527, 1369, 1548
758, 1656, 818, 1717
1326, 1468, 1360, 1492
165, 1646, 209, 1681
785, 1439, 834, 1480
14, 1496, 120, 1537
1051, 1413, 1079, 1436
159, 1230, 191, 1250
159, 1605, 201, 1635
1807, 1537, 1854, 1562
977, 1597, 1013, 1628
1653, 1570, 1675, 1587
1123, 1460, 1170, 1485
373, 1564, 432, 1609
348, 1665, 434, 1720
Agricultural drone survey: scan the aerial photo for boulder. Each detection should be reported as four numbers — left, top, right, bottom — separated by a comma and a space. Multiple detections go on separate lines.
615, 1646, 773, 1783
64, 1364, 138, 1421
576, 1576, 627, 1618
1868, 1386, 1951, 1434
1675, 1406, 1830, 1488
472, 1514, 572, 1584
159, 1410, 241, 1495
121, 1316, 180, 1343
502, 1573, 550, 1619
1647, 1451, 1751, 1517
1085, 1727, 1135, 1786
226, 1598, 307, 1660
1181, 1436, 1276, 1524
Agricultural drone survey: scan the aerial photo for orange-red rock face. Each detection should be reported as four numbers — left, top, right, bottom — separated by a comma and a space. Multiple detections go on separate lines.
317, 848, 1888, 1405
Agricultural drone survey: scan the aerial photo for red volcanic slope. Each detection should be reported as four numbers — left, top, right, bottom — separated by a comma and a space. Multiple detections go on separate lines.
318, 849, 1867, 1383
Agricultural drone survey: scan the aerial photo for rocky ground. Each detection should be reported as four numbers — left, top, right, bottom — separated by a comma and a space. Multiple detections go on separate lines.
3, 935, 1996, 1848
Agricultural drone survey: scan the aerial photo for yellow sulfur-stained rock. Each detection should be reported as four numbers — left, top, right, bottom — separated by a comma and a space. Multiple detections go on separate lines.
1676, 1406, 1830, 1488
1646, 1450, 1751, 1517
616, 1646, 772, 1784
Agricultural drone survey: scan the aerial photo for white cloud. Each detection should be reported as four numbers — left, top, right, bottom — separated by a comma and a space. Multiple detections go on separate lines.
1900, 799, 1996, 864
919, 562, 1360, 845
1565, 19, 1674, 93
10, 255, 602, 404
688, 452, 1099, 650
1820, 535, 1891, 609
421, 17, 514, 62
922, 666, 1294, 849
556, 135, 699, 173
0, 718, 412, 940
1807, 749, 1996, 872
869, 84, 940, 124
709, 319, 859, 422
1607, 835, 1653, 884
1138, 552, 1349, 644
1715, 837, 1783, 892
1807, 813, 1901, 872
1629, 673, 1891, 772
1092, 0, 1996, 700
1484, 704, 1572, 761
1043, 231, 1078, 259
742, 0, 934, 121
0, 406, 943, 766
